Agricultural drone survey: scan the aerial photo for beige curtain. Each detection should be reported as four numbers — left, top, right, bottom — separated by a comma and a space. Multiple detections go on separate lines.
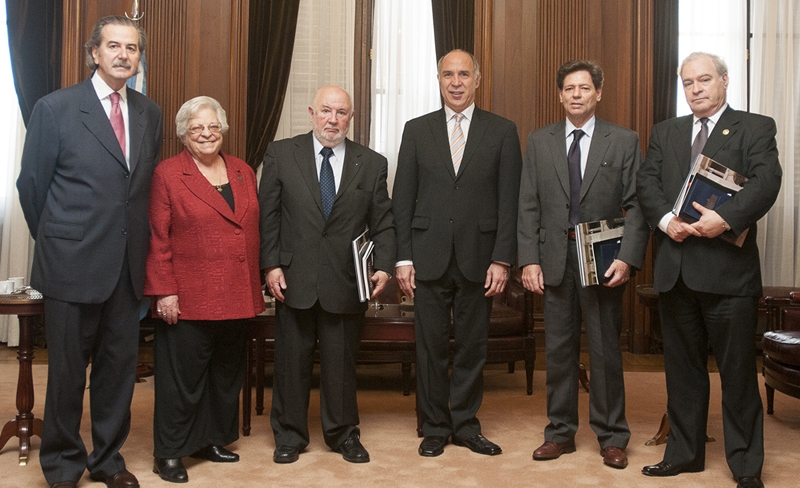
751, 0, 800, 287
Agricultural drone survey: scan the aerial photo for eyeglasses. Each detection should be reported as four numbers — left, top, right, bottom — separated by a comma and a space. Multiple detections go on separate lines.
187, 123, 222, 135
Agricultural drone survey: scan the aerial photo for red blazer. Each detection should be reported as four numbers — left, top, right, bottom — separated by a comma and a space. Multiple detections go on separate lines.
144, 149, 265, 320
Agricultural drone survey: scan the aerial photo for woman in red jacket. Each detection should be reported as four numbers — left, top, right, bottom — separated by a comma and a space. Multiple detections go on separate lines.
144, 96, 265, 483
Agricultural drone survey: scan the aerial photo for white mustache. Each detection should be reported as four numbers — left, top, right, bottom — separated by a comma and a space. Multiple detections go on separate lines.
113, 61, 132, 69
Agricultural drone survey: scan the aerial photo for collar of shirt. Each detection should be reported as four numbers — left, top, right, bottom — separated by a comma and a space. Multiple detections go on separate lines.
692, 103, 728, 141
564, 115, 596, 175
312, 135, 347, 191
91, 72, 130, 166
444, 102, 476, 141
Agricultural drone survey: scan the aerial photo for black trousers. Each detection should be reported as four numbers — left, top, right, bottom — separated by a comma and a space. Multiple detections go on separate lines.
660, 278, 764, 478
153, 319, 247, 458
40, 264, 139, 485
414, 254, 492, 439
270, 301, 363, 450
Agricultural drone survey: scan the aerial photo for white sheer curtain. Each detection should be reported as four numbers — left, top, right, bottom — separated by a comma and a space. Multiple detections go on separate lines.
0, 1, 35, 347
370, 0, 439, 194
677, 0, 748, 115
751, 0, 799, 287
272, 0, 356, 142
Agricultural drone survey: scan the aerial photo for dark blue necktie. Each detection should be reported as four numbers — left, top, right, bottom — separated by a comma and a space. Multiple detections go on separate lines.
320, 147, 335, 219
568, 129, 584, 226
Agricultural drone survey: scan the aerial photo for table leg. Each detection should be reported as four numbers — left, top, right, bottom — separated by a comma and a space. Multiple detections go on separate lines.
0, 314, 44, 465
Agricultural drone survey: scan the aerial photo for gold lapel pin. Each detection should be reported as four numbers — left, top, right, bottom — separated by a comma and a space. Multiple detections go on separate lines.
722, 129, 730, 135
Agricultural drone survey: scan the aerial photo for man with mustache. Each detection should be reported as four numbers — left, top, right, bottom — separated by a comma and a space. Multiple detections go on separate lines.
17, 16, 163, 488
260, 85, 395, 464
637, 52, 781, 488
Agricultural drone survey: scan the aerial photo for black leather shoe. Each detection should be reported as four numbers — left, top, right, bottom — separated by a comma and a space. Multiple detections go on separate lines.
190, 445, 239, 463
89, 468, 140, 487
641, 460, 703, 477
418, 436, 448, 457
736, 477, 764, 488
153, 458, 188, 484
336, 431, 370, 463
453, 434, 502, 456
273, 445, 300, 464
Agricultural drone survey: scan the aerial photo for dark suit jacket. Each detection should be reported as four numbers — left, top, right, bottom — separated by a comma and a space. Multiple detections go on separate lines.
17, 77, 163, 303
392, 107, 522, 282
144, 149, 265, 320
259, 132, 396, 314
637, 107, 782, 296
518, 118, 649, 286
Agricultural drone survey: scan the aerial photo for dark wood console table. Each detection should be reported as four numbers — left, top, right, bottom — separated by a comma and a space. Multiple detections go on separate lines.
0, 296, 44, 465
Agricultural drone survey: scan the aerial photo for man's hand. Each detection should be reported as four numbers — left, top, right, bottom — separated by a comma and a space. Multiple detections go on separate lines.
484, 262, 509, 297
264, 267, 287, 302
521, 264, 545, 295
395, 265, 416, 298
603, 259, 631, 288
666, 215, 702, 242
690, 202, 727, 238
370, 270, 391, 299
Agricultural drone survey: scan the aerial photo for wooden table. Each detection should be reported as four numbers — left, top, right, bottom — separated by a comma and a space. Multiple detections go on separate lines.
0, 296, 44, 465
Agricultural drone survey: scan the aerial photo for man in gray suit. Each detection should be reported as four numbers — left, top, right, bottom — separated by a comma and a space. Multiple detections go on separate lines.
638, 52, 781, 488
17, 16, 163, 488
393, 49, 522, 458
518, 60, 648, 470
260, 85, 395, 465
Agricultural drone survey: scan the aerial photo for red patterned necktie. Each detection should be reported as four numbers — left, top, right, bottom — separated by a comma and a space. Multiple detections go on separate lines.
109, 91, 126, 156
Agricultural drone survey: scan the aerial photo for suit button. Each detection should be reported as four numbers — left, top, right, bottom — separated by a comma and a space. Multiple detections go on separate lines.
239, 256, 245, 262
322, 232, 328, 238
566, 203, 570, 209
563, 229, 568, 235
234, 229, 241, 235
121, 229, 127, 235
124, 171, 130, 178
449, 218, 453, 223
453, 184, 458, 189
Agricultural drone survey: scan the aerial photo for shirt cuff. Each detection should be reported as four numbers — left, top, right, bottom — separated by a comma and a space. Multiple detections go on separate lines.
658, 212, 674, 233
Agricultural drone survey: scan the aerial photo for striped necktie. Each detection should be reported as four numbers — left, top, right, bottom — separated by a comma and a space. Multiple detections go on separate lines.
450, 113, 465, 174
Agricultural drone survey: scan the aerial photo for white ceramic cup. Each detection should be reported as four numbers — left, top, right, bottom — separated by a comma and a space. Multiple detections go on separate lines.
0, 280, 14, 294
8, 276, 24, 291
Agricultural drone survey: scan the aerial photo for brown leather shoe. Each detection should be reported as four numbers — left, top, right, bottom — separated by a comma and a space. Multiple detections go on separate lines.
532, 440, 576, 460
50, 483, 78, 488
89, 468, 139, 488
601, 446, 628, 469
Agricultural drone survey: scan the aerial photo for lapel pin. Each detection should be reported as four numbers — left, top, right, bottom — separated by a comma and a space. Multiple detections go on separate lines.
722, 129, 730, 135
237, 174, 243, 182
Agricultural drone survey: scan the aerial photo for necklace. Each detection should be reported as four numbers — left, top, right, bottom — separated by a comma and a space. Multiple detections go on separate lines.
195, 155, 228, 191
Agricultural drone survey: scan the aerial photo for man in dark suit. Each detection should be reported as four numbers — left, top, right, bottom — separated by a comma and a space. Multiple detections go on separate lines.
393, 49, 522, 457
638, 52, 781, 488
519, 60, 649, 470
16, 16, 162, 488
260, 85, 395, 465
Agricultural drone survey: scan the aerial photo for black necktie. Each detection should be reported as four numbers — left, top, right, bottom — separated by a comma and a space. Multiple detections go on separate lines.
568, 129, 584, 226
319, 147, 335, 219
690, 117, 709, 167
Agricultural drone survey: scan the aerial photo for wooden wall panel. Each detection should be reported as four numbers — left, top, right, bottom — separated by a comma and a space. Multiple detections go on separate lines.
61, 0, 249, 161
475, 0, 656, 352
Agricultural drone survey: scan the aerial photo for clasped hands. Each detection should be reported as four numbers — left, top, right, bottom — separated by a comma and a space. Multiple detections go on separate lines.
667, 202, 729, 242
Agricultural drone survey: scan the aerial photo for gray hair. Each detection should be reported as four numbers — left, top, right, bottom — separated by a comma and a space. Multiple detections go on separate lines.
175, 96, 230, 141
678, 52, 728, 78
437, 49, 481, 80
84, 16, 146, 71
